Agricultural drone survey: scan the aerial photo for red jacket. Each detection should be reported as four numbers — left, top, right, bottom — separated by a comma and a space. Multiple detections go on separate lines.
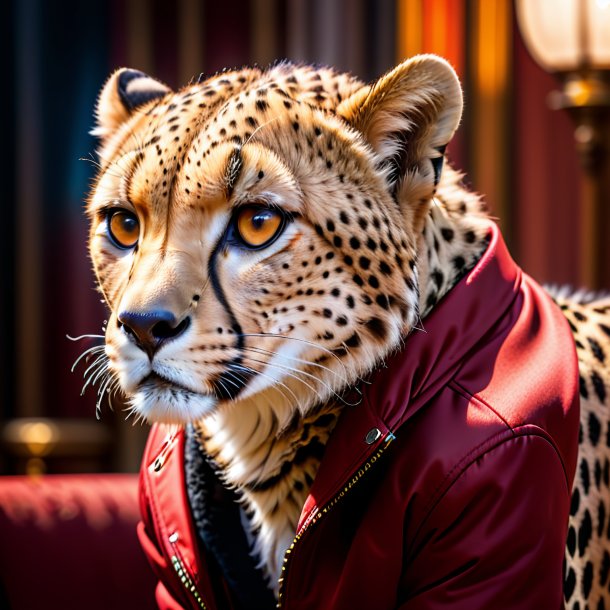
138, 223, 579, 609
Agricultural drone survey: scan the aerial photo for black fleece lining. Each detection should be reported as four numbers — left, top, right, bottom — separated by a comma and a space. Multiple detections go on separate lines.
184, 424, 276, 610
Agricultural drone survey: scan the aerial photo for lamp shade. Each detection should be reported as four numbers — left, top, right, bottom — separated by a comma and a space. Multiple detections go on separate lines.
516, 0, 610, 72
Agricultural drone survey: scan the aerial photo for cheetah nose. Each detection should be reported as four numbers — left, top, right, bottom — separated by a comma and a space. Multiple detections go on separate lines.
117, 310, 190, 357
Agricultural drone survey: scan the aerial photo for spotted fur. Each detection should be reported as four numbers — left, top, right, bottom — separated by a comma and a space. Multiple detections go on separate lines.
545, 291, 610, 610
85, 57, 610, 599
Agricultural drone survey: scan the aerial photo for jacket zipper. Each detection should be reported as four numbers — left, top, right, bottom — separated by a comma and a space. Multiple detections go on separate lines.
276, 432, 396, 608
171, 554, 208, 609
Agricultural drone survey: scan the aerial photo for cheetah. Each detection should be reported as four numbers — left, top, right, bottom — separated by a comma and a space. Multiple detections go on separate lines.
83, 56, 610, 607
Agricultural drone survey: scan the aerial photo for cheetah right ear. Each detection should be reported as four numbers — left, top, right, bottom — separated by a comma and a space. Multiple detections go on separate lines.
92, 68, 171, 139
337, 55, 462, 203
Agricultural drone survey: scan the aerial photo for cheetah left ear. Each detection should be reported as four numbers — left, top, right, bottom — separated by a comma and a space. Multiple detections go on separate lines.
92, 68, 171, 140
337, 55, 462, 198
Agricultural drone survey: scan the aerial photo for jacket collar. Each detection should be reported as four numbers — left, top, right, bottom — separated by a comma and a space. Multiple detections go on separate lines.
298, 222, 522, 531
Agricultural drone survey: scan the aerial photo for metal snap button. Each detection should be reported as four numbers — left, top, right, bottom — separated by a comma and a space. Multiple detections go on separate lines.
153, 455, 165, 472
365, 428, 382, 444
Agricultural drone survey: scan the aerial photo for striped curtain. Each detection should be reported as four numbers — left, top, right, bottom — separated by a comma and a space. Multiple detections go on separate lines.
1, 0, 583, 473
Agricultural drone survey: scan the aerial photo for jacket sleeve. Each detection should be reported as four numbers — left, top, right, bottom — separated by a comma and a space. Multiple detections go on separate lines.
398, 432, 570, 609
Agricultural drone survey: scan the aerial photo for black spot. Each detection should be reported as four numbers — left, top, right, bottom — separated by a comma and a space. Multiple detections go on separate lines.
580, 375, 589, 399
426, 293, 437, 310
369, 276, 379, 289
346, 295, 355, 309
326, 252, 334, 260
578, 508, 592, 556
432, 269, 444, 289
344, 255, 353, 266
566, 525, 576, 557
246, 116, 258, 128
574, 310, 587, 322
564, 566, 576, 601
592, 371, 607, 404
590, 412, 602, 446
379, 261, 392, 275
322, 308, 332, 318
331, 288, 340, 297
365, 317, 387, 339
292, 121, 299, 132
364, 199, 372, 209
599, 499, 607, 537
441, 227, 454, 242
314, 256, 322, 265
588, 337, 606, 363
375, 294, 389, 310
600, 323, 610, 338
359, 256, 370, 270
581, 458, 591, 494
336, 316, 348, 326
583, 560, 594, 598
314, 224, 324, 236
345, 333, 360, 348
333, 236, 343, 248
453, 256, 466, 271
339, 211, 350, 224
601, 550, 610, 586
464, 230, 476, 243
349, 237, 360, 249
255, 99, 269, 111
358, 217, 368, 230
596, 458, 603, 489
353, 274, 364, 286
366, 238, 377, 251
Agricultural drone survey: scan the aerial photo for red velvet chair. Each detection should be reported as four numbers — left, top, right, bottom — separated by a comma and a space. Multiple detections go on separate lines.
0, 474, 156, 609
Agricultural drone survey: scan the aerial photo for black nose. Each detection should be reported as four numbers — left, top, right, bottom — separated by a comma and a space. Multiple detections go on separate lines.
118, 310, 190, 357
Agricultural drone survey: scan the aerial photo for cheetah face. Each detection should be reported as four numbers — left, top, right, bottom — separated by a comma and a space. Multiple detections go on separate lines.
87, 57, 462, 424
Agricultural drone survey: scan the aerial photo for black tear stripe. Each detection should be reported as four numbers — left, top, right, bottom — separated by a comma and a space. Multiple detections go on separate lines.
208, 233, 251, 401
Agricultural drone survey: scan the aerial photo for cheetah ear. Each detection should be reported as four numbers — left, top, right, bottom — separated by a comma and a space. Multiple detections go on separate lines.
92, 68, 171, 139
337, 55, 462, 196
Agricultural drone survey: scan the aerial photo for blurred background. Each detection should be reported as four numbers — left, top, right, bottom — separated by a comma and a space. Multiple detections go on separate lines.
0, 0, 593, 475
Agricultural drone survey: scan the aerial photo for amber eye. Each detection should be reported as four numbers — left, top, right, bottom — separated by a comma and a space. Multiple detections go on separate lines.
107, 210, 139, 249
235, 206, 285, 249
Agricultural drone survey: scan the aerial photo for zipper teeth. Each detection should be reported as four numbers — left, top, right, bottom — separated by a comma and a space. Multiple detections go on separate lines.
276, 432, 396, 608
171, 555, 207, 610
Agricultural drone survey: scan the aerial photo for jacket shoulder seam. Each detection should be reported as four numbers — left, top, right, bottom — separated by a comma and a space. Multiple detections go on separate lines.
412, 429, 569, 547
448, 380, 514, 432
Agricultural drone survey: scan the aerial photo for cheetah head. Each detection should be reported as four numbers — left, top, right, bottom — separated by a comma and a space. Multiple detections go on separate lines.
87, 56, 462, 425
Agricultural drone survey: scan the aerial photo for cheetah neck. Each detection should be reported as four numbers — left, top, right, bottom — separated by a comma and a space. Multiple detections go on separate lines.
195, 397, 343, 592
416, 167, 492, 318
192, 166, 491, 594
